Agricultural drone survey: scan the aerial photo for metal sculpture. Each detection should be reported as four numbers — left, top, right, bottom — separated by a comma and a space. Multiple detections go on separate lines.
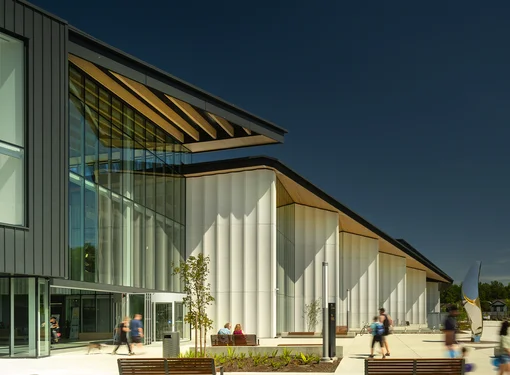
461, 261, 483, 342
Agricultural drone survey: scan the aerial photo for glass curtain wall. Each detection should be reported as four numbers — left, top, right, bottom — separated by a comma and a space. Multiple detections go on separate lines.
68, 65, 187, 291
0, 277, 50, 358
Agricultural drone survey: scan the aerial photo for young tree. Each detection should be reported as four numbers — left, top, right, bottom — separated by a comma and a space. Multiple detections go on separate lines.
304, 298, 322, 332
173, 254, 214, 357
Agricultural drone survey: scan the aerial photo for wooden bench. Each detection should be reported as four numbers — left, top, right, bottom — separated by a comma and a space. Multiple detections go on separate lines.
365, 358, 465, 375
118, 358, 223, 375
336, 326, 348, 335
210, 334, 257, 346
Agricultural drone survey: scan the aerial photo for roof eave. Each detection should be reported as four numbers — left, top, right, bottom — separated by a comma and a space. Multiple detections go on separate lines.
183, 156, 454, 284
67, 26, 287, 142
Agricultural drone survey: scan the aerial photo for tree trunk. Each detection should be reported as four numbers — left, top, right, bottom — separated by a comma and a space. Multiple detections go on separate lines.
199, 325, 203, 357
194, 318, 198, 357
203, 327, 208, 357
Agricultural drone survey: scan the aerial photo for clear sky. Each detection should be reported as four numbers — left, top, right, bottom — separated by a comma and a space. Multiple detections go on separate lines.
33, 0, 510, 284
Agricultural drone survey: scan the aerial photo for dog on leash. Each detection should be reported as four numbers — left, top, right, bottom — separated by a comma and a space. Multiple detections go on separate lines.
87, 342, 107, 354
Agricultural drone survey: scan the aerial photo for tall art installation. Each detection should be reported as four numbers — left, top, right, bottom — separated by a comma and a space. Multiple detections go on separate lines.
461, 261, 483, 342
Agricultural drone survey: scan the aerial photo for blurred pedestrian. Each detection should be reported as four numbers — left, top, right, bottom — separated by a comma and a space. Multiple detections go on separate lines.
379, 308, 393, 356
129, 314, 144, 354
112, 317, 133, 356
495, 320, 510, 375
444, 305, 459, 358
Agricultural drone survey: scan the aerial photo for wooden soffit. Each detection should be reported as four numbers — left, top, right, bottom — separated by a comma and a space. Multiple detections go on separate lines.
69, 54, 185, 143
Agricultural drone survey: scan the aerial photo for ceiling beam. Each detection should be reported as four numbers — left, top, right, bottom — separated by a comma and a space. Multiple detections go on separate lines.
208, 113, 235, 137
111, 72, 200, 141
184, 134, 277, 152
167, 96, 217, 139
242, 127, 252, 135
69, 54, 185, 143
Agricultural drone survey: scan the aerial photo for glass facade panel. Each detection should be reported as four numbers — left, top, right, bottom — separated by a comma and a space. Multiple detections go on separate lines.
12, 278, 36, 357
99, 187, 112, 284
0, 32, 24, 146
84, 106, 99, 183
84, 181, 98, 283
38, 279, 50, 357
0, 32, 25, 226
112, 193, 123, 285
155, 303, 172, 341
0, 278, 49, 358
69, 174, 84, 281
0, 278, 9, 357
82, 297, 96, 332
133, 203, 145, 288
68, 65, 187, 292
98, 115, 111, 189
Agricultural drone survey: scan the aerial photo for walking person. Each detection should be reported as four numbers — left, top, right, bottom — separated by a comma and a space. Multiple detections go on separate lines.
443, 305, 459, 358
129, 314, 144, 354
379, 308, 393, 356
368, 316, 386, 358
495, 320, 510, 375
112, 317, 133, 356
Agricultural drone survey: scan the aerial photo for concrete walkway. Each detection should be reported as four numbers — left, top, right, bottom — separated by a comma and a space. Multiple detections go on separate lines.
1, 321, 503, 374
337, 320, 501, 374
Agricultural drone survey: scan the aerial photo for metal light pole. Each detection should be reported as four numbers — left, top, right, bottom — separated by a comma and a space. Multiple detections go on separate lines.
321, 262, 332, 362
346, 289, 350, 331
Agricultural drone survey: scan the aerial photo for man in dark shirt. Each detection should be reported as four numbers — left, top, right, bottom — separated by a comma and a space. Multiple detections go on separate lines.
444, 305, 459, 357
129, 314, 144, 353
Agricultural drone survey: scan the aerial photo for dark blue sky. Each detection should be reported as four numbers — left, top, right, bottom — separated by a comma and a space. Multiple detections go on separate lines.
34, 0, 510, 284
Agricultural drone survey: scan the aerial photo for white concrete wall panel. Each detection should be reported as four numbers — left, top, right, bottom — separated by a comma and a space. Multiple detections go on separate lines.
339, 233, 379, 328
379, 253, 406, 325
186, 170, 277, 338
406, 268, 427, 324
426, 282, 440, 313
293, 205, 339, 332
276, 204, 296, 332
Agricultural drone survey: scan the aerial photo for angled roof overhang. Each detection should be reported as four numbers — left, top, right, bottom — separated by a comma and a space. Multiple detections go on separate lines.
68, 27, 287, 152
183, 156, 453, 284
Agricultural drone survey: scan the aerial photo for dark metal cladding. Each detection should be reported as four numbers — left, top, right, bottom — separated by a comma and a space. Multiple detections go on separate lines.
0, 0, 68, 279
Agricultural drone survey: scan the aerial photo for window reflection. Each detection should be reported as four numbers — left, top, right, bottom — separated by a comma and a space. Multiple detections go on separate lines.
68, 65, 188, 292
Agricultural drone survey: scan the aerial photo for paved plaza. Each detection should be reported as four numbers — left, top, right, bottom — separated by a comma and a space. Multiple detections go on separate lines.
1, 321, 502, 375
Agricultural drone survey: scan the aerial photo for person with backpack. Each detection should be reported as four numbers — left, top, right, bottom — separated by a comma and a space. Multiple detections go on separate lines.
369, 316, 386, 358
379, 307, 393, 356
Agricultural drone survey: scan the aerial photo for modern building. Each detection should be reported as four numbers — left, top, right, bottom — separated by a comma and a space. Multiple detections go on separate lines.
0, 0, 286, 358
0, 0, 452, 358
184, 157, 452, 338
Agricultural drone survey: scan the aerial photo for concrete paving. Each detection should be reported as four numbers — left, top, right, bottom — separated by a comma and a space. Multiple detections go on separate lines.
336, 320, 502, 374
1, 321, 504, 374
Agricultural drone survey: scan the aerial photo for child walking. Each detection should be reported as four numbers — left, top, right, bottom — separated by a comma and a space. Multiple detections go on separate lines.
369, 316, 386, 358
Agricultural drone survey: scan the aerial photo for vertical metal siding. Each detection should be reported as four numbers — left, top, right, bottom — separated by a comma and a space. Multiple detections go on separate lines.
23, 6, 34, 275
0, 0, 68, 278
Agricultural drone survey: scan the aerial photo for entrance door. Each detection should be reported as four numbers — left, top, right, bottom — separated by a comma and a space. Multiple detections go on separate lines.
154, 302, 173, 341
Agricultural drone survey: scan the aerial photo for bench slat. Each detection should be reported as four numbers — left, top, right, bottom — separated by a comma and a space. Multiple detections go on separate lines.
365, 358, 464, 375
119, 358, 221, 375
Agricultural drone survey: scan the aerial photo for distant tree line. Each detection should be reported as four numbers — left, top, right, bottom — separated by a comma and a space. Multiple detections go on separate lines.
440, 281, 510, 312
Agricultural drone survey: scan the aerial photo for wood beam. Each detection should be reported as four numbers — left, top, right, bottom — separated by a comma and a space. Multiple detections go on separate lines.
242, 127, 252, 135
111, 72, 200, 141
167, 96, 217, 139
69, 54, 184, 143
208, 113, 235, 137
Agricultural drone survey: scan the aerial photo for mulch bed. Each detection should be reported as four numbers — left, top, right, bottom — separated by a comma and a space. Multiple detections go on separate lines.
221, 358, 341, 372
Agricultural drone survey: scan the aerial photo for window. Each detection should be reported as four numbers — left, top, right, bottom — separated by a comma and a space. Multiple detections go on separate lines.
0, 32, 25, 226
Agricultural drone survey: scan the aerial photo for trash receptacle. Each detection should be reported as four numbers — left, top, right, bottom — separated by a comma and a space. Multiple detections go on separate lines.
162, 331, 180, 357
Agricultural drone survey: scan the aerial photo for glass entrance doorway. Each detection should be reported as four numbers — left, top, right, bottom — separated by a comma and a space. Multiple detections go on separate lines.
154, 301, 187, 341
0, 277, 50, 358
